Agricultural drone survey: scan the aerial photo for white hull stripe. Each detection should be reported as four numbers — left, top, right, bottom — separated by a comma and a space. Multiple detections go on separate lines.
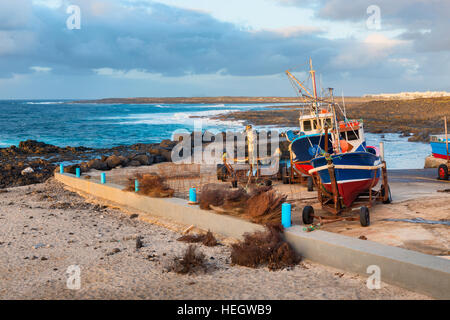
322, 178, 377, 185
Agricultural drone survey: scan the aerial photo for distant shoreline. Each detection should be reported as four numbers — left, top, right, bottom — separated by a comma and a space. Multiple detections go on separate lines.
71, 96, 377, 104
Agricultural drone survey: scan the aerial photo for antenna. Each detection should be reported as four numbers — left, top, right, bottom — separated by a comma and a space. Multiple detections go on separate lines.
341, 90, 347, 119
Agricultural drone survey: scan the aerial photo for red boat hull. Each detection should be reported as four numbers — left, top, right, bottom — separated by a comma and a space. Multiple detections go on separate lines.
322, 178, 380, 207
433, 153, 450, 160
294, 162, 313, 176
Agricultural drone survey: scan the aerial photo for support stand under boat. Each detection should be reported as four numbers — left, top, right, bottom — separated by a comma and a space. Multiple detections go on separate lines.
302, 149, 391, 228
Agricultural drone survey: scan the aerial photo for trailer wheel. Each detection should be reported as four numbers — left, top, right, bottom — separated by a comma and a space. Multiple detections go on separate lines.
360, 206, 370, 227
381, 185, 392, 204
307, 176, 314, 191
438, 164, 449, 180
302, 206, 314, 225
281, 166, 290, 184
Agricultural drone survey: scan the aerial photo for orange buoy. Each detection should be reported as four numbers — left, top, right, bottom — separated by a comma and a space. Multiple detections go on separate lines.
340, 139, 349, 153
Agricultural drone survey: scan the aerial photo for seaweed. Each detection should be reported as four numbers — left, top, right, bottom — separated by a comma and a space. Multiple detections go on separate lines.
230, 224, 300, 271
170, 245, 207, 275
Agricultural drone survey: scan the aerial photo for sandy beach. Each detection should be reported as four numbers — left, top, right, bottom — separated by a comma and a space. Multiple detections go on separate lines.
0, 178, 431, 300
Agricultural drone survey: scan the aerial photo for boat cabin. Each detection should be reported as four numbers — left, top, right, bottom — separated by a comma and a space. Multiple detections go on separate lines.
337, 120, 366, 153
299, 111, 334, 135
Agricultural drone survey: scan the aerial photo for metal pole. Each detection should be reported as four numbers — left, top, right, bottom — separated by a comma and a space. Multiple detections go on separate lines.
445, 116, 449, 163
380, 142, 385, 162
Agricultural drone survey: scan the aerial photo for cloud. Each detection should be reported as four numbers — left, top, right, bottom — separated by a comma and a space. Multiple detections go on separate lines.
0, 0, 337, 80
0, 0, 448, 97
30, 66, 52, 73
260, 26, 324, 38
275, 0, 450, 53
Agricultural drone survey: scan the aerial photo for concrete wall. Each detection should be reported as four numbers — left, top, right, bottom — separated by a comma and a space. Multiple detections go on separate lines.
55, 173, 264, 239
284, 226, 450, 300
55, 173, 450, 299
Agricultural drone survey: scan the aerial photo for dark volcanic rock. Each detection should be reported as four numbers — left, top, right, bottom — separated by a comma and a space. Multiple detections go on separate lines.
106, 155, 123, 169
128, 160, 141, 167
87, 159, 108, 171
132, 154, 153, 165
159, 139, 176, 150
19, 140, 61, 154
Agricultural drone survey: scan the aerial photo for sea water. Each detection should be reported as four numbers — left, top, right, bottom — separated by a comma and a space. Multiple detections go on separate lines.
0, 100, 430, 169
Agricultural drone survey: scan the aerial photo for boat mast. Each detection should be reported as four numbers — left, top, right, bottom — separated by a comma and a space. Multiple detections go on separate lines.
329, 87, 341, 153
309, 58, 319, 115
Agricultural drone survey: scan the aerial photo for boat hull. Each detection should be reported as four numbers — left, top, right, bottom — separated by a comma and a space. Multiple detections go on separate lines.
431, 141, 450, 160
311, 152, 381, 207
290, 133, 333, 176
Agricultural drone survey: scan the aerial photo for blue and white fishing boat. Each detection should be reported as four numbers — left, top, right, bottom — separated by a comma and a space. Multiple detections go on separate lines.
430, 135, 449, 160
310, 151, 382, 208
284, 59, 368, 176
430, 117, 450, 180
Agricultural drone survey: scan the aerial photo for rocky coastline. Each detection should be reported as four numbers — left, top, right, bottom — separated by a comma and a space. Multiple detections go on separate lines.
0, 139, 176, 189
0, 130, 293, 189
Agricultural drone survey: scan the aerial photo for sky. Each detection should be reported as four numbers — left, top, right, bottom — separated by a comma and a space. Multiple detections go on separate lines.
0, 0, 449, 99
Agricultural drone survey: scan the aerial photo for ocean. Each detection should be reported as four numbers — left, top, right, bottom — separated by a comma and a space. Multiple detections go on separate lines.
0, 100, 431, 169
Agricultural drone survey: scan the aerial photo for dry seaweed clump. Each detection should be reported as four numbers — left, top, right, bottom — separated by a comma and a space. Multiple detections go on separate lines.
198, 184, 286, 225
246, 187, 287, 225
177, 231, 218, 247
230, 224, 300, 271
125, 173, 174, 198
170, 245, 208, 275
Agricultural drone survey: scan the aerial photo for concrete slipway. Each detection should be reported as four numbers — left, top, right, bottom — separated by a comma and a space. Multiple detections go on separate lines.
55, 172, 450, 299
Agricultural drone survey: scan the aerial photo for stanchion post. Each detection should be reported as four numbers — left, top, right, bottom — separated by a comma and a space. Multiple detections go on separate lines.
281, 202, 292, 228
188, 187, 198, 205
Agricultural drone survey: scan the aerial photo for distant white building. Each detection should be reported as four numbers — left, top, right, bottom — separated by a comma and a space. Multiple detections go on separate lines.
363, 91, 450, 99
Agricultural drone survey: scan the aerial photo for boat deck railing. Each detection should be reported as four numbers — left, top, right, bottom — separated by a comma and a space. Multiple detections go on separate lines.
430, 134, 449, 142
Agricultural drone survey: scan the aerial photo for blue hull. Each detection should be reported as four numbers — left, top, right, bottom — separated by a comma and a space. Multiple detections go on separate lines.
431, 141, 450, 159
290, 133, 334, 163
311, 152, 381, 207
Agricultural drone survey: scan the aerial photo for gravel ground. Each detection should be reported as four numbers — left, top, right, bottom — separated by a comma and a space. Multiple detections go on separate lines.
0, 179, 430, 300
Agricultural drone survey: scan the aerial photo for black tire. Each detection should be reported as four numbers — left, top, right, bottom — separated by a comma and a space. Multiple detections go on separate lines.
360, 206, 370, 227
302, 206, 314, 225
381, 185, 392, 204
281, 166, 290, 184
307, 176, 314, 192
264, 179, 272, 186
438, 164, 449, 180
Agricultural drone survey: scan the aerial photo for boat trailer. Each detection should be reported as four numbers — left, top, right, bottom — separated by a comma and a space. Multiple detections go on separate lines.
302, 159, 391, 227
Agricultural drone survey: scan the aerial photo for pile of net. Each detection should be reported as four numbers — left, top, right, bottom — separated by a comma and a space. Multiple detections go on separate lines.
125, 173, 174, 198
198, 183, 287, 224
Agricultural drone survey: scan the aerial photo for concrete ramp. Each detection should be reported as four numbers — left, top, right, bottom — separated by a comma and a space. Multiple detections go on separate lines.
55, 172, 450, 299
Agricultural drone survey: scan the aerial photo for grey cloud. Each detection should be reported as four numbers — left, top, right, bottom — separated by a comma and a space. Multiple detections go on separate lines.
276, 0, 450, 53
0, 0, 446, 96
0, 0, 339, 79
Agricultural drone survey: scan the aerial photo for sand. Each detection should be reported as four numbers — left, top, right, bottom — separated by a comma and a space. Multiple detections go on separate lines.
0, 179, 430, 300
